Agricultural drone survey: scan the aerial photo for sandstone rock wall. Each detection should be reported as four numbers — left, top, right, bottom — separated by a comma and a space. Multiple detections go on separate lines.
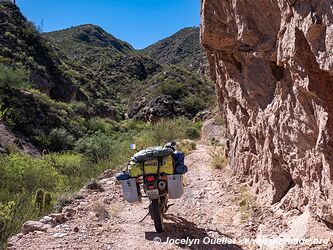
201, 0, 333, 223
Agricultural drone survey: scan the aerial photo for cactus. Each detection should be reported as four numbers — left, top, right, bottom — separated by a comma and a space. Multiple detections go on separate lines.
35, 189, 44, 211
43, 192, 52, 211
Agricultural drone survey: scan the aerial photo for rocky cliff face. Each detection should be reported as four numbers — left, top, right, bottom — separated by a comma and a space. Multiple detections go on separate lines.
201, 0, 333, 224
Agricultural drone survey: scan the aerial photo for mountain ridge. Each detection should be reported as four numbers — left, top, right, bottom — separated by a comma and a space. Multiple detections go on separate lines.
143, 27, 208, 75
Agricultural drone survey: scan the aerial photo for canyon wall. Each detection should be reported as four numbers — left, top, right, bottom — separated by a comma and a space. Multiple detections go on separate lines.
201, 0, 333, 223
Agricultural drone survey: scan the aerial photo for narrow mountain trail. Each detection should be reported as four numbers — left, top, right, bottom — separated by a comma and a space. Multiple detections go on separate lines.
9, 142, 251, 250
10, 138, 332, 250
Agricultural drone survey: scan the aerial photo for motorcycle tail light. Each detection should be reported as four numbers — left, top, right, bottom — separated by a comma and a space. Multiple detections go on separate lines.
148, 185, 155, 190
147, 176, 155, 182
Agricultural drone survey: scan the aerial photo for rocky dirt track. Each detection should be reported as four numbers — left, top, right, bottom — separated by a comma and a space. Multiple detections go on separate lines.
8, 142, 333, 250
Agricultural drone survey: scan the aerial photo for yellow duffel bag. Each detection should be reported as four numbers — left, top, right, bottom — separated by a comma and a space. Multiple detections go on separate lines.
129, 155, 174, 177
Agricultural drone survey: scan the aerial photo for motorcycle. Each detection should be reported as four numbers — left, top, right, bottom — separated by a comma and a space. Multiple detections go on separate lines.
118, 143, 185, 233
137, 165, 169, 232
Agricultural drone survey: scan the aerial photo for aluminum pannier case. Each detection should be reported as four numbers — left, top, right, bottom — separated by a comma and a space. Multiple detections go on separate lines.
120, 178, 141, 203
167, 174, 184, 199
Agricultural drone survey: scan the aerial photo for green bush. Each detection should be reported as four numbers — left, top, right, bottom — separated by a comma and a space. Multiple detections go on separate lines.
46, 153, 97, 189
185, 127, 200, 139
87, 117, 116, 136
0, 154, 63, 194
185, 121, 202, 139
0, 194, 38, 249
181, 95, 207, 115
70, 101, 89, 116
121, 119, 150, 132
48, 128, 75, 152
75, 132, 113, 162
0, 64, 30, 90
151, 117, 190, 145
158, 80, 184, 99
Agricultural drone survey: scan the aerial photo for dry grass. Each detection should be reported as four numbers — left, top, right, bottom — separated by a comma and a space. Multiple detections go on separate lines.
177, 139, 197, 155
92, 201, 109, 220
86, 179, 103, 191
236, 186, 257, 224
109, 204, 119, 217
209, 146, 228, 169
238, 186, 249, 223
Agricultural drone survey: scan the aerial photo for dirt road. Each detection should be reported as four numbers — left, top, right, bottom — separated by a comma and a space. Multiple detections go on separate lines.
9, 139, 333, 250
9, 143, 249, 250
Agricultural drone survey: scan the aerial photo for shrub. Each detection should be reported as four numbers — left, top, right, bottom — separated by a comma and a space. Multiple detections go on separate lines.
0, 194, 38, 249
87, 117, 115, 136
47, 153, 82, 176
3, 143, 20, 154
0, 154, 63, 193
0, 64, 31, 90
55, 193, 75, 213
120, 119, 150, 132
158, 80, 184, 99
181, 95, 207, 115
48, 128, 75, 152
45, 153, 94, 189
151, 118, 190, 145
75, 132, 113, 162
185, 121, 202, 139
86, 179, 103, 191
92, 201, 109, 220
0, 154, 66, 246
70, 101, 89, 116
31, 129, 50, 149
185, 127, 200, 139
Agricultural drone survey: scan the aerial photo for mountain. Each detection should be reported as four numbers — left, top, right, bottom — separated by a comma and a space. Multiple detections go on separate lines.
0, 1, 214, 153
46, 24, 134, 59
45, 24, 162, 107
45, 25, 215, 121
127, 66, 214, 121
143, 27, 208, 75
0, 0, 79, 102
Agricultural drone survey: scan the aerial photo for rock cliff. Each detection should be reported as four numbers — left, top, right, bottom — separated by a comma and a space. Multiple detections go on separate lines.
201, 0, 333, 224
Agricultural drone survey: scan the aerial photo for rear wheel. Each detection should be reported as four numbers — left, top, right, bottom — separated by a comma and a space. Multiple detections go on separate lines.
151, 198, 164, 232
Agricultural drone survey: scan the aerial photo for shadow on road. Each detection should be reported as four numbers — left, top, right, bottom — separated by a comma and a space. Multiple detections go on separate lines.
145, 214, 243, 249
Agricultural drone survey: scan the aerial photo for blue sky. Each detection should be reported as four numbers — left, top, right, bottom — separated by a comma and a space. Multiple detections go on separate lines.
16, 0, 200, 49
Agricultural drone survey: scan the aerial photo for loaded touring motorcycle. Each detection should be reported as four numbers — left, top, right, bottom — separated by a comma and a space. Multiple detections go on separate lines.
116, 142, 188, 232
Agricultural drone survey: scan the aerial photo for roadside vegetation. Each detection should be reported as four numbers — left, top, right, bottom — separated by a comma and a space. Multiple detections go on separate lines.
0, 116, 201, 246
0, 4, 213, 245
0, 65, 203, 246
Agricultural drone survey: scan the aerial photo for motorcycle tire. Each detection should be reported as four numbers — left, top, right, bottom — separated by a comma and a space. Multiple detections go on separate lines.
151, 198, 164, 232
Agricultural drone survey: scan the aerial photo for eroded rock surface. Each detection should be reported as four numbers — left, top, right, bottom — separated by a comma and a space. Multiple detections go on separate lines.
0, 121, 40, 157
201, 0, 333, 223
